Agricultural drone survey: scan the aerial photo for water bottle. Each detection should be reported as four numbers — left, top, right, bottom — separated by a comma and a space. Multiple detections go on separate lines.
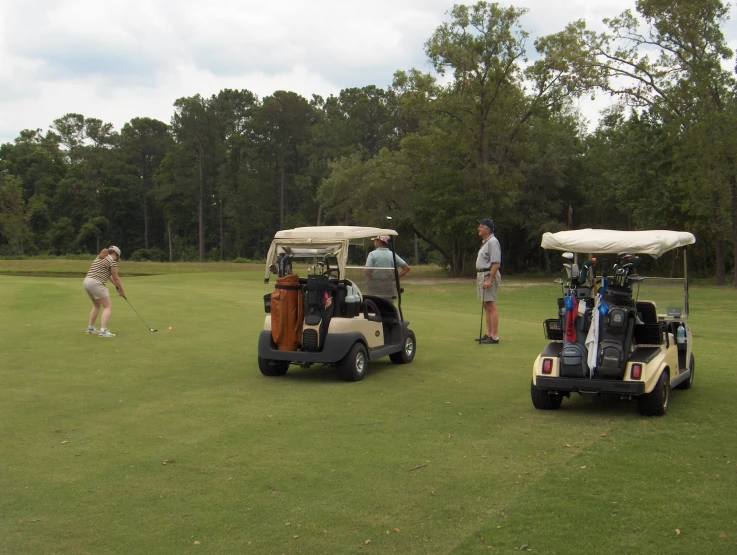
676, 323, 686, 345
345, 285, 355, 317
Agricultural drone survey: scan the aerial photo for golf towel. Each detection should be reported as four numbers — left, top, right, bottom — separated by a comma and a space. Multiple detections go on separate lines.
585, 296, 601, 375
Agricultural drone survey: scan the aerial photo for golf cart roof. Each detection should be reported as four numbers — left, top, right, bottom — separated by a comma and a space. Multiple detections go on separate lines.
265, 226, 398, 282
541, 229, 695, 257
274, 226, 398, 240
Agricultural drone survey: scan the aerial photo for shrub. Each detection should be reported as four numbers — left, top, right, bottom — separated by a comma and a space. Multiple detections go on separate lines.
130, 248, 167, 262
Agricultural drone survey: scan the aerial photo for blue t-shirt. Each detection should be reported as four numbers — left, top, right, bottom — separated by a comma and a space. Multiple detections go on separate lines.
366, 248, 406, 278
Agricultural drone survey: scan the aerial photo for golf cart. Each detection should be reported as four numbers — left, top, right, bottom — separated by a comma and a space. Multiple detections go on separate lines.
531, 229, 696, 416
257, 226, 416, 381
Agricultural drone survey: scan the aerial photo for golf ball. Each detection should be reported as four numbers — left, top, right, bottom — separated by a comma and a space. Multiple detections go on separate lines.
168, 326, 172, 330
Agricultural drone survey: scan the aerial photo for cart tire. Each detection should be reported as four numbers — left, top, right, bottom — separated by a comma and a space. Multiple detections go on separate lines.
637, 370, 670, 416
390, 330, 416, 364
676, 353, 695, 390
530, 380, 563, 410
338, 343, 368, 382
258, 357, 289, 376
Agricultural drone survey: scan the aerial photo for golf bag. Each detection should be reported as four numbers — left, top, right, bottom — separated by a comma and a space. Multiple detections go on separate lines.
271, 274, 303, 351
595, 301, 635, 379
559, 294, 594, 378
301, 274, 335, 351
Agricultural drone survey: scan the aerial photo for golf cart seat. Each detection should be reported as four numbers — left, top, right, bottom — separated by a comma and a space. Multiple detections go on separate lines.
363, 294, 400, 324
636, 301, 658, 324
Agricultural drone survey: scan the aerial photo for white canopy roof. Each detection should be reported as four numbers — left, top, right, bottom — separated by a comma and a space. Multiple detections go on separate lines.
541, 229, 695, 257
274, 226, 397, 240
265, 226, 398, 281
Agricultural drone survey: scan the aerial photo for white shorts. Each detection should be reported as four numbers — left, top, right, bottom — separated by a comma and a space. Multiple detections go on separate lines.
477, 272, 501, 302
83, 277, 109, 300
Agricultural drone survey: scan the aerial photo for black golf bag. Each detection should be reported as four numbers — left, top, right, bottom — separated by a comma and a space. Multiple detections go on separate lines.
595, 286, 636, 379
301, 274, 335, 351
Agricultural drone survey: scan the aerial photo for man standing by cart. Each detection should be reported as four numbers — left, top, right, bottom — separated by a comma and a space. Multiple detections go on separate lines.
364, 235, 411, 298
476, 219, 501, 344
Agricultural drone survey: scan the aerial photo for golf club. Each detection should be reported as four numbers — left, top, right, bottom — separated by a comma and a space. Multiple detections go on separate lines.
475, 298, 485, 343
119, 291, 157, 332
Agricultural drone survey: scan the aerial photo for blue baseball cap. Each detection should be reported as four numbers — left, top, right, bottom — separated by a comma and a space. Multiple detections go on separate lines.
477, 219, 494, 231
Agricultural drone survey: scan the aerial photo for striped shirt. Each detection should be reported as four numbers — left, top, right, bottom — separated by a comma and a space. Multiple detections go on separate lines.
86, 255, 117, 285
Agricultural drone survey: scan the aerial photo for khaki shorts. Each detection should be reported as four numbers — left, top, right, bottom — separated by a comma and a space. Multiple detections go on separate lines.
477, 272, 501, 302
83, 277, 109, 300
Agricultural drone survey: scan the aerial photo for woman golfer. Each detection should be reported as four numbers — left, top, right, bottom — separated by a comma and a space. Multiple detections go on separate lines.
83, 246, 125, 337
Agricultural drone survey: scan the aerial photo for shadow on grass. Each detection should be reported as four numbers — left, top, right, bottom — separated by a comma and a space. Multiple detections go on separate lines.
556, 393, 644, 417
278, 359, 399, 383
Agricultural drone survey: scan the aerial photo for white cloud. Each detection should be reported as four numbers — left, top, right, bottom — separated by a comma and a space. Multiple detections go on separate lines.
3, 0, 730, 143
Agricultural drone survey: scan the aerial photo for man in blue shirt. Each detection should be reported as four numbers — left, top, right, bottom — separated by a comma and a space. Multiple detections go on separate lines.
364, 235, 411, 298
476, 219, 501, 344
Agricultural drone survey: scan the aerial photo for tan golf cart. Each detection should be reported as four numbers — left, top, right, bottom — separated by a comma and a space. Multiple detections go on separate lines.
531, 229, 696, 416
257, 226, 416, 381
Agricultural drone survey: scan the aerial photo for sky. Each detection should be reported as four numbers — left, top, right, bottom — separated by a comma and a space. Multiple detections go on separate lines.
1, 0, 735, 145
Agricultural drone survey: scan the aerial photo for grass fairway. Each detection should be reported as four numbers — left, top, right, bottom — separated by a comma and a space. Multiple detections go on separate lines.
1, 264, 736, 554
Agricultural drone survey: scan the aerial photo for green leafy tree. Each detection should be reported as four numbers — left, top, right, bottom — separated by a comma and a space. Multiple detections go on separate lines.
170, 94, 222, 262
253, 91, 315, 229
120, 118, 172, 249
0, 174, 28, 254
577, 0, 737, 283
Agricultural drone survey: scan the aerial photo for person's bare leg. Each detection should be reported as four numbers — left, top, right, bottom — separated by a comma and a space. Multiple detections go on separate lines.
99, 296, 113, 329
485, 301, 498, 339
88, 299, 102, 328
490, 303, 498, 339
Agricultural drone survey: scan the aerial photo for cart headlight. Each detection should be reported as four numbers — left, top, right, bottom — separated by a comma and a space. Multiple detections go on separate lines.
630, 363, 642, 380
542, 358, 553, 374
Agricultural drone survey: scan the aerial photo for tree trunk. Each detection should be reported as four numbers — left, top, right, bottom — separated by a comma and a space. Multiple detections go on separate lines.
316, 202, 322, 226
279, 148, 286, 229
411, 225, 455, 274
219, 197, 224, 260
414, 233, 420, 265
143, 180, 149, 250
168, 222, 173, 262
543, 247, 551, 276
715, 238, 725, 285
198, 146, 205, 263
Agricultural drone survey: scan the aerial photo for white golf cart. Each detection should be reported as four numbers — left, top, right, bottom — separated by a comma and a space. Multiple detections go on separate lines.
532, 229, 696, 416
257, 226, 416, 381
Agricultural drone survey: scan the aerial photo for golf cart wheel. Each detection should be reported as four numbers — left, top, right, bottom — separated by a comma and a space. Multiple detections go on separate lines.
258, 357, 289, 377
338, 342, 368, 382
676, 353, 695, 390
637, 370, 670, 416
390, 330, 416, 364
530, 380, 563, 410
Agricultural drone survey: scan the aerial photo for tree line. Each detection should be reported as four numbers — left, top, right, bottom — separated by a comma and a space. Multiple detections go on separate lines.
1, 1, 735, 283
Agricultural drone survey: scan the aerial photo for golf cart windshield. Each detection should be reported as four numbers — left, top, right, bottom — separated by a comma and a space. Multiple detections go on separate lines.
542, 229, 696, 319
264, 226, 398, 283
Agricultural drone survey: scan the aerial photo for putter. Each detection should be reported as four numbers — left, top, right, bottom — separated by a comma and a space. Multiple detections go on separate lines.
120, 292, 157, 332
476, 299, 484, 343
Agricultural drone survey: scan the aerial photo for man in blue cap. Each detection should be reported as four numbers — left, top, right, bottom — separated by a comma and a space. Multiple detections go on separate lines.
475, 219, 501, 343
